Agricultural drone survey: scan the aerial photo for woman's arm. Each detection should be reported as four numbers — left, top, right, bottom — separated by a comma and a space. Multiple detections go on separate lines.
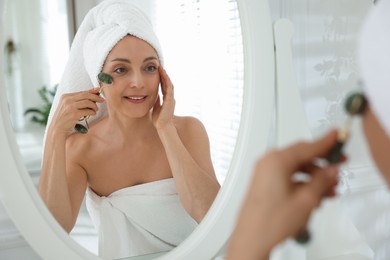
38, 89, 103, 232
38, 131, 88, 233
158, 118, 220, 223
153, 67, 220, 223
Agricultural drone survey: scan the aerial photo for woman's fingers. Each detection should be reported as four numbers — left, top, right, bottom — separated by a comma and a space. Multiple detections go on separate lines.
76, 90, 105, 103
152, 68, 176, 130
308, 165, 338, 198
88, 87, 101, 94
282, 166, 338, 235
153, 95, 162, 113
54, 88, 105, 132
158, 66, 174, 98
77, 107, 97, 117
73, 99, 99, 112
293, 165, 338, 207
60, 88, 104, 113
157, 66, 176, 113
299, 162, 321, 174
158, 66, 165, 89
62, 88, 104, 102
158, 66, 167, 95
280, 130, 340, 173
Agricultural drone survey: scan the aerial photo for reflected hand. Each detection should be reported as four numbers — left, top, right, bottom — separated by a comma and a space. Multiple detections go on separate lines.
227, 130, 343, 259
49, 88, 104, 137
152, 66, 176, 130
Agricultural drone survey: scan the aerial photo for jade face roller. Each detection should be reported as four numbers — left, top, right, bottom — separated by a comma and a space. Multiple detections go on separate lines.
74, 72, 113, 134
327, 93, 367, 163
294, 92, 368, 244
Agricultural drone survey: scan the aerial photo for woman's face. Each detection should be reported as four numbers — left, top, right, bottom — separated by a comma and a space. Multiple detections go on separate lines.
101, 35, 160, 119
362, 106, 390, 185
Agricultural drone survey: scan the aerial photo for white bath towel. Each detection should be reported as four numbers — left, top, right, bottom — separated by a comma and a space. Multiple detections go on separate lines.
45, 0, 164, 134
86, 178, 197, 259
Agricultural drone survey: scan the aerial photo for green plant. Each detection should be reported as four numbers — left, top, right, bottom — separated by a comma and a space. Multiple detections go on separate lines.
24, 84, 57, 126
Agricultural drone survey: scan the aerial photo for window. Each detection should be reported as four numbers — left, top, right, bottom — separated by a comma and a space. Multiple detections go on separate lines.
152, 0, 244, 183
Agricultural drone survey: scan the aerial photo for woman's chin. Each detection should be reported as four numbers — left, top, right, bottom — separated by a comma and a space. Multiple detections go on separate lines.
122, 107, 153, 120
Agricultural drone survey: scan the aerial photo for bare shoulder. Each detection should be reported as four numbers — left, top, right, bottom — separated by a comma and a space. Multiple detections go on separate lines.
174, 116, 208, 137
65, 132, 93, 164
172, 116, 216, 179
174, 116, 210, 150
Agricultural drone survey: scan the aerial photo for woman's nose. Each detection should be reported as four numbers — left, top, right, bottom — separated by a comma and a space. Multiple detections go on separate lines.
128, 71, 143, 88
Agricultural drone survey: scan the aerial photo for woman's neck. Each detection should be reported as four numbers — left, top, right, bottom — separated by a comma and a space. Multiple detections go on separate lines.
102, 111, 157, 143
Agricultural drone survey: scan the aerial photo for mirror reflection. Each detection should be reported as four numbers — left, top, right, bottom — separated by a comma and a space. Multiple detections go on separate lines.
2, 0, 243, 258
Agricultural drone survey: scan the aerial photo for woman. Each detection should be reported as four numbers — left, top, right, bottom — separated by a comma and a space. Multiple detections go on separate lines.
227, 0, 390, 259
38, 0, 220, 258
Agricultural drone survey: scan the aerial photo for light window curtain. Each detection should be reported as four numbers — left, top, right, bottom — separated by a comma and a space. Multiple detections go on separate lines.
152, 0, 243, 184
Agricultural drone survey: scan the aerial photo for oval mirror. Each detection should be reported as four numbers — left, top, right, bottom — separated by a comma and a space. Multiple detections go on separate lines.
4, 0, 244, 256
0, 0, 275, 259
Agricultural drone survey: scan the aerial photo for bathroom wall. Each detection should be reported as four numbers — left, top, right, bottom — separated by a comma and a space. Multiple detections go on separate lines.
3, 0, 48, 130
3, 0, 69, 131
74, 0, 153, 29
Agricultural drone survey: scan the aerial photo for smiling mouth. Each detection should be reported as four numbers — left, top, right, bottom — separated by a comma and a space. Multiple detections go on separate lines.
126, 96, 146, 100
124, 96, 147, 103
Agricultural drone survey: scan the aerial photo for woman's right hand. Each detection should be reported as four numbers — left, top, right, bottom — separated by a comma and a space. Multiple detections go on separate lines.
49, 88, 105, 137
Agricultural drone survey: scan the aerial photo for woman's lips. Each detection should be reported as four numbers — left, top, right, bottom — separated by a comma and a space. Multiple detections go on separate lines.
124, 96, 147, 104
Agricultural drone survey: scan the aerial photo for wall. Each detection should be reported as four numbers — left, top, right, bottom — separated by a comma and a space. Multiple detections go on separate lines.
3, 0, 49, 130
74, 0, 154, 29
3, 0, 69, 131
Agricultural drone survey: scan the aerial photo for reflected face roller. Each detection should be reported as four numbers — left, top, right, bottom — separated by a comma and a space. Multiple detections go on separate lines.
294, 92, 368, 245
74, 72, 113, 134
327, 93, 368, 163
98, 72, 113, 84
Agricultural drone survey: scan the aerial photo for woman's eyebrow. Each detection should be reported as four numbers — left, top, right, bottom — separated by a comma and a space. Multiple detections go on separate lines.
109, 56, 158, 63
144, 56, 158, 62
110, 58, 130, 63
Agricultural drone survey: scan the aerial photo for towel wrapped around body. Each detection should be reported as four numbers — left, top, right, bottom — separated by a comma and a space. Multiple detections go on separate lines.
86, 178, 198, 259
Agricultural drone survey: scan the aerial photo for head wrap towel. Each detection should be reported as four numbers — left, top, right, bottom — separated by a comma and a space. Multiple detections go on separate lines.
358, 0, 390, 138
45, 0, 163, 134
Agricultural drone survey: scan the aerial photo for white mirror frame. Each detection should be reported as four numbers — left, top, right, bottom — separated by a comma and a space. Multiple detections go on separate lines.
0, 0, 275, 259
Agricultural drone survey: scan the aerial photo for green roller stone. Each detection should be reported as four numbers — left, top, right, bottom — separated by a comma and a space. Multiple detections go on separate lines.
75, 123, 88, 134
328, 141, 344, 164
295, 229, 311, 244
98, 72, 113, 84
344, 93, 367, 115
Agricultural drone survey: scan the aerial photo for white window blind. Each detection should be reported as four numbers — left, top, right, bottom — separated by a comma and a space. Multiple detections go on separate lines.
152, 0, 243, 184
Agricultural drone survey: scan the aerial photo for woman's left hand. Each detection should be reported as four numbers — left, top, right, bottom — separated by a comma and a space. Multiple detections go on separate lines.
152, 66, 176, 130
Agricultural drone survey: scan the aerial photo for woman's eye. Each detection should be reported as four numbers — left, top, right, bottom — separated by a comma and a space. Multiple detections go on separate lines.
114, 67, 126, 74
145, 65, 157, 72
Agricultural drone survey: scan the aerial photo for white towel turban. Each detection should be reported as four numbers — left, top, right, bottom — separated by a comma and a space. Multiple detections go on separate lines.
45, 0, 163, 134
358, 0, 390, 138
